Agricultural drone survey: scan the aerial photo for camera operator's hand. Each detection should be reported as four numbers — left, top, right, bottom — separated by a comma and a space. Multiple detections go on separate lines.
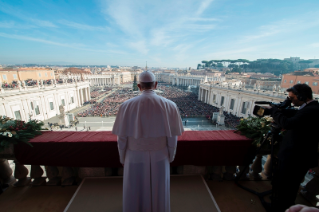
286, 204, 319, 212
262, 106, 272, 109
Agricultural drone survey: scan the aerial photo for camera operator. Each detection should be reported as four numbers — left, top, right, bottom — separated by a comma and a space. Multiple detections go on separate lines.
269, 84, 319, 212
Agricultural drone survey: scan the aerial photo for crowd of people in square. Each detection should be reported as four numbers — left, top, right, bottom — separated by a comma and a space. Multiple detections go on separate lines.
76, 85, 241, 128
157, 85, 219, 117
1, 81, 19, 88
77, 87, 138, 117
157, 86, 241, 128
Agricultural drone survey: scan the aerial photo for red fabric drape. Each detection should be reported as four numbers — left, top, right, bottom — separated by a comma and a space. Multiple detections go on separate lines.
14, 131, 254, 167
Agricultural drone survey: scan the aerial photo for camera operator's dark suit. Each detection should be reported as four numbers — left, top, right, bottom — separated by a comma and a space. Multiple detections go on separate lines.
271, 100, 319, 212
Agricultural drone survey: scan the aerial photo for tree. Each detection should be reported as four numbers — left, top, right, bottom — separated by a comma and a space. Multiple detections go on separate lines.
298, 60, 313, 69
201, 60, 209, 67
197, 64, 201, 69
232, 67, 242, 73
228, 64, 238, 68
217, 63, 224, 67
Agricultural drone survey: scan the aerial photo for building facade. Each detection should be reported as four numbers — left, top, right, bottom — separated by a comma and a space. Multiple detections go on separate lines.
154, 72, 226, 86
0, 81, 90, 122
199, 83, 286, 118
0, 69, 55, 84
281, 72, 319, 94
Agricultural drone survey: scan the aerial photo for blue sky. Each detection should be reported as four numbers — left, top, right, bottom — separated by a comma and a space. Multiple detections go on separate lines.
0, 0, 318, 68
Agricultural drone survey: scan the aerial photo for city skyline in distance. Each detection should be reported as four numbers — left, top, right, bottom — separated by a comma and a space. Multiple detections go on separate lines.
0, 0, 319, 68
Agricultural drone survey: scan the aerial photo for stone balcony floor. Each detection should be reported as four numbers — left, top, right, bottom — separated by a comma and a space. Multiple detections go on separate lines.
0, 176, 313, 212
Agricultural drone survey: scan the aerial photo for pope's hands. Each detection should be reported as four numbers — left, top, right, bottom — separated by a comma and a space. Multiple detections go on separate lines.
285, 205, 319, 212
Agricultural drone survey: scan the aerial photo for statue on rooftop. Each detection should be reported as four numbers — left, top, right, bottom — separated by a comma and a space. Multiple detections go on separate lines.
273, 84, 277, 91
59, 105, 65, 117
219, 106, 225, 116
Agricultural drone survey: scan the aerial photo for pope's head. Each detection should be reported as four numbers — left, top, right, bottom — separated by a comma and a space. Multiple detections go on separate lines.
138, 71, 157, 91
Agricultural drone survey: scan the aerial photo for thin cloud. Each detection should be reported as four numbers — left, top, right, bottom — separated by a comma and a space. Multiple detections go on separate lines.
0, 32, 125, 54
128, 40, 149, 54
189, 17, 220, 22
58, 20, 109, 31
0, 1, 57, 28
239, 13, 319, 44
101, 0, 219, 54
0, 20, 39, 29
196, 0, 214, 16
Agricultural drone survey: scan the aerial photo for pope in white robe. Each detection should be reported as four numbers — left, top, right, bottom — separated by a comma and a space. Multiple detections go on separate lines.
112, 71, 184, 212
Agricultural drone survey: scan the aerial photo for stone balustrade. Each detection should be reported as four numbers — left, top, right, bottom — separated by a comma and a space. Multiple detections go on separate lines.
1, 80, 88, 94
0, 139, 318, 207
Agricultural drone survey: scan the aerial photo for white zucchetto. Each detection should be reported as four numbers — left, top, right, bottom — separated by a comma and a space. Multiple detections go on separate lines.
139, 71, 155, 82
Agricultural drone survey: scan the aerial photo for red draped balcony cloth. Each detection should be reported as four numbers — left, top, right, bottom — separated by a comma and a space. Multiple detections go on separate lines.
14, 131, 254, 167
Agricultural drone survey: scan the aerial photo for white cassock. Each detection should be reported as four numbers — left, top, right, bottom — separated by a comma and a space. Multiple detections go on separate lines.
112, 90, 184, 212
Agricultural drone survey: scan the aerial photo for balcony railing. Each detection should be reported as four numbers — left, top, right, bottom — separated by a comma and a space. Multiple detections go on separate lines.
0, 130, 318, 208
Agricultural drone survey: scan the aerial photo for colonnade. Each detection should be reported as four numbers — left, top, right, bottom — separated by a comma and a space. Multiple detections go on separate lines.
89, 77, 114, 86
198, 84, 286, 118
172, 78, 202, 86
77, 87, 91, 106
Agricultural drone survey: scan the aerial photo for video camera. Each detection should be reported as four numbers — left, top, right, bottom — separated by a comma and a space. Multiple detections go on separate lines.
253, 97, 292, 117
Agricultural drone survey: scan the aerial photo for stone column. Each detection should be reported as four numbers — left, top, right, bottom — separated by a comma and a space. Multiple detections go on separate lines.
198, 88, 201, 101
0, 159, 15, 185
62, 167, 76, 186
80, 88, 84, 105
209, 166, 223, 181
223, 166, 237, 180
46, 166, 61, 186
237, 165, 250, 180
262, 154, 272, 178
250, 154, 263, 180
13, 160, 31, 187
76, 88, 80, 107
31, 165, 46, 186
87, 87, 90, 101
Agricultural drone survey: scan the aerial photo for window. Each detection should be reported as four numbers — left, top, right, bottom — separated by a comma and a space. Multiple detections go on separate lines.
35, 104, 40, 115
297, 81, 301, 84
39, 73, 41, 77
313, 82, 318, 86
45, 73, 48, 77
14, 111, 22, 120
221, 96, 224, 106
230, 99, 235, 110
49, 102, 54, 110
305, 81, 309, 85
2, 74, 7, 80
71, 97, 74, 103
51, 73, 53, 76
290, 80, 293, 84
284, 80, 286, 83
241, 102, 249, 114
13, 74, 17, 79
213, 94, 216, 102
61, 99, 65, 106
30, 102, 34, 110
